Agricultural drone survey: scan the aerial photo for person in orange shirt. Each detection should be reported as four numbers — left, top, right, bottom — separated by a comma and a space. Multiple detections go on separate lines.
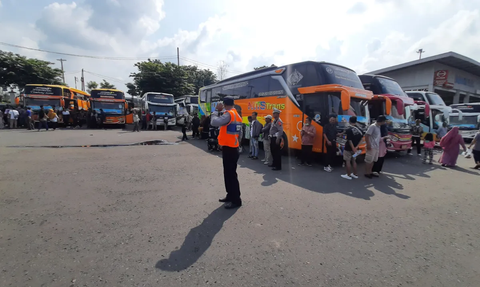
210, 96, 243, 209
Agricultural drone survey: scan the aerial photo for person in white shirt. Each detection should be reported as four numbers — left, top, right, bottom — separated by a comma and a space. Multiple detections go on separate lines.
133, 111, 140, 132
9, 109, 19, 129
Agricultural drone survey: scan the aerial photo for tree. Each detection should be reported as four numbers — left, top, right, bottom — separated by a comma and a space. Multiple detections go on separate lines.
99, 79, 116, 89
127, 60, 216, 97
86, 81, 98, 93
217, 61, 229, 81
254, 64, 276, 70
0, 50, 63, 90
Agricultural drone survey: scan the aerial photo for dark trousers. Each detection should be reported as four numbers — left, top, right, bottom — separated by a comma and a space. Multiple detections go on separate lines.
270, 137, 282, 169
409, 136, 421, 154
141, 119, 147, 130
325, 143, 336, 167
301, 145, 313, 164
373, 156, 385, 173
222, 146, 241, 204
182, 127, 188, 140
192, 126, 199, 138
38, 120, 48, 131
63, 115, 70, 127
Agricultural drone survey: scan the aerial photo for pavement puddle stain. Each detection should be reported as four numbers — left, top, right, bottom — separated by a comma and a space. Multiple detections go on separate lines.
6, 140, 177, 148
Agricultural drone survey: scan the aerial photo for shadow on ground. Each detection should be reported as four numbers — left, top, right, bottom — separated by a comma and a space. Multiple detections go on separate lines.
182, 137, 479, 200
156, 205, 238, 271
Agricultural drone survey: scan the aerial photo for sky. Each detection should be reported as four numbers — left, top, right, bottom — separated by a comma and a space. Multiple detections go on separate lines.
1, 0, 480, 94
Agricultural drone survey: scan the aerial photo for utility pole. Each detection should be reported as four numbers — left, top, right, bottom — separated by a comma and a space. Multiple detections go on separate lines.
81, 69, 85, 91
177, 47, 180, 66
416, 49, 425, 60
74, 77, 78, 89
57, 58, 67, 84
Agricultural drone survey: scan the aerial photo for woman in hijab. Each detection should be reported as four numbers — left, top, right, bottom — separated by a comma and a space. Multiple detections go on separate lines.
438, 126, 467, 167
47, 109, 58, 130
372, 123, 389, 175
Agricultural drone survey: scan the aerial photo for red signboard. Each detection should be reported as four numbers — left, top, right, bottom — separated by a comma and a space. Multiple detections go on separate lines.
433, 70, 448, 86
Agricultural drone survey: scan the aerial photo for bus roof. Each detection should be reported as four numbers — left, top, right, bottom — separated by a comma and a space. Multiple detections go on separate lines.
91, 88, 124, 93
69, 87, 90, 97
25, 84, 67, 89
142, 92, 174, 96
359, 74, 396, 82
209, 61, 357, 88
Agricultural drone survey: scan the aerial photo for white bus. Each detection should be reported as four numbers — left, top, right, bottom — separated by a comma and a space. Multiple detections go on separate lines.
175, 95, 199, 125
449, 103, 480, 141
139, 92, 177, 128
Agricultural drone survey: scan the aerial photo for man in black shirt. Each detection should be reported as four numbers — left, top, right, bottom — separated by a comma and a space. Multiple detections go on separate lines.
341, 116, 363, 180
323, 114, 338, 172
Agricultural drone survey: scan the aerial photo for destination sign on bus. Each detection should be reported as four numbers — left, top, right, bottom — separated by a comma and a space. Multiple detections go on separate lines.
147, 94, 173, 103
91, 90, 124, 100
24, 86, 62, 96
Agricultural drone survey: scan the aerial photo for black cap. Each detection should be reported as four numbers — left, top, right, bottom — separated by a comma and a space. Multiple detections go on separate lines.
223, 96, 234, 106
377, 115, 387, 123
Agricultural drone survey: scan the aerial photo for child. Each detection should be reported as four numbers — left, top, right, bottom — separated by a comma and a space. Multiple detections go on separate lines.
423, 133, 435, 164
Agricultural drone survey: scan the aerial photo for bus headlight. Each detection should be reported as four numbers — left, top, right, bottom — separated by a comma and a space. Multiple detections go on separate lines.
391, 136, 399, 142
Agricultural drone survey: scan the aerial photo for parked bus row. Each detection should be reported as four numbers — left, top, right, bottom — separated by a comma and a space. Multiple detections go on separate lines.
196, 60, 472, 158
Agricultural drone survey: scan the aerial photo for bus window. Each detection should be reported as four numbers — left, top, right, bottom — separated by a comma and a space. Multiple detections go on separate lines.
206, 90, 212, 103
406, 92, 424, 102
63, 89, 71, 99
250, 76, 270, 98
200, 90, 207, 103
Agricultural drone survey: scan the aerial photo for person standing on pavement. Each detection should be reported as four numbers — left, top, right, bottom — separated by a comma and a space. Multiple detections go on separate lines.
365, 115, 386, 179
48, 109, 58, 130
323, 114, 338, 172
181, 120, 188, 140
9, 108, 19, 129
210, 96, 243, 209
152, 112, 158, 130
269, 108, 284, 171
261, 115, 273, 165
163, 113, 169, 130
246, 116, 253, 157
250, 112, 263, 160
38, 105, 49, 131
192, 114, 200, 139
62, 109, 70, 128
99, 109, 106, 129
299, 117, 316, 166
372, 123, 389, 174
341, 116, 363, 180
468, 129, 480, 169
133, 110, 140, 132
436, 122, 448, 139
408, 119, 423, 156
26, 108, 34, 130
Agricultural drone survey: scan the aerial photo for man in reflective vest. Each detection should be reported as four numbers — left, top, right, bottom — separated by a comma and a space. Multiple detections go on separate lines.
211, 96, 243, 209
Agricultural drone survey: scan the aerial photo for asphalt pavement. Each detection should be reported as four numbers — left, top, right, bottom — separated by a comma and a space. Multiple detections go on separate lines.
0, 128, 479, 287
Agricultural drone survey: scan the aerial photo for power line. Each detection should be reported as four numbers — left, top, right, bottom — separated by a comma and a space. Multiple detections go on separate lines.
0, 41, 177, 61
84, 70, 127, 84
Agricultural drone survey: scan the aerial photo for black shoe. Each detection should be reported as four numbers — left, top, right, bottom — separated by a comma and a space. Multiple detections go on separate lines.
371, 173, 379, 177
219, 197, 231, 203
224, 202, 242, 209
364, 174, 373, 179
248, 155, 253, 158
272, 167, 282, 171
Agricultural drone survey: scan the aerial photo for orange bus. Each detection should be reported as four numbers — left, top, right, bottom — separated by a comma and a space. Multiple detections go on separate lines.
89, 89, 127, 128
18, 84, 90, 125
198, 61, 373, 155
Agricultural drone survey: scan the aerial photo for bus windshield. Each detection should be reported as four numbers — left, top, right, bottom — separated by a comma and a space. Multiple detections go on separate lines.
146, 94, 173, 104
449, 115, 479, 128
376, 78, 406, 96
148, 104, 175, 116
92, 102, 124, 114
25, 98, 60, 111
322, 64, 364, 89
426, 92, 445, 106
328, 94, 368, 129
386, 102, 409, 130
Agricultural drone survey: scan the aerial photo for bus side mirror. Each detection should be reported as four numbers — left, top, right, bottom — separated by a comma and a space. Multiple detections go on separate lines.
341, 90, 350, 111
385, 97, 392, 116
396, 100, 404, 115
15, 97, 20, 106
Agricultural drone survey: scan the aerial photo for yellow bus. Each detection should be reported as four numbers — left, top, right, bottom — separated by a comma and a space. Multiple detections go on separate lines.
198, 61, 374, 155
89, 89, 127, 127
19, 84, 90, 125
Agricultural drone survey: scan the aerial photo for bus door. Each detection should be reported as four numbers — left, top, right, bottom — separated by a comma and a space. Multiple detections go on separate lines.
301, 93, 330, 153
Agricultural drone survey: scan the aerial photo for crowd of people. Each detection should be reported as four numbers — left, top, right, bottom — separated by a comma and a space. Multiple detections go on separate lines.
1, 105, 64, 131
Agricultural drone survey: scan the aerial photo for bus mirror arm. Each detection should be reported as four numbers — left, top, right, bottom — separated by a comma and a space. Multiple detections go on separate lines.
385, 97, 392, 116
451, 109, 463, 121
341, 90, 350, 111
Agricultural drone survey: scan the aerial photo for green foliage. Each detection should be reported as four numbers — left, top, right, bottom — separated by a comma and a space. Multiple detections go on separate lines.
127, 60, 217, 97
86, 81, 98, 93
0, 50, 63, 90
254, 64, 276, 70
99, 79, 116, 89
